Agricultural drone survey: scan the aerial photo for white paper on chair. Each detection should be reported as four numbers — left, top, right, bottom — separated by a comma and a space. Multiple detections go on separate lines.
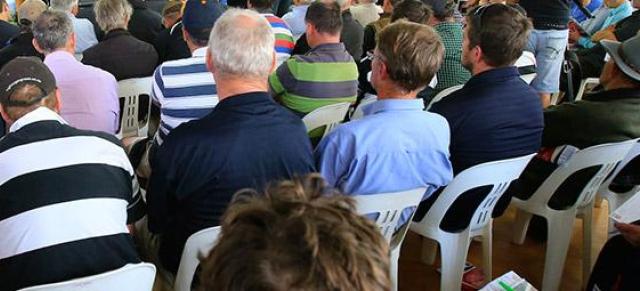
610, 193, 640, 224
480, 271, 537, 291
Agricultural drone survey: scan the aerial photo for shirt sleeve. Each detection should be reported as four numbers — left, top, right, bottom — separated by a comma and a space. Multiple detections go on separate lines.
268, 60, 291, 101
314, 134, 348, 188
541, 102, 584, 148
577, 36, 595, 49
151, 66, 164, 107
146, 141, 178, 234
127, 175, 147, 224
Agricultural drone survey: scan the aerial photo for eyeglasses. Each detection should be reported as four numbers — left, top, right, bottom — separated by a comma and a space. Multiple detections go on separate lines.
362, 50, 386, 64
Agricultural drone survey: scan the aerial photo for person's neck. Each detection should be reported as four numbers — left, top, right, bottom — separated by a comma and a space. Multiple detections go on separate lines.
189, 44, 205, 54
376, 84, 417, 100
216, 76, 268, 101
48, 47, 75, 56
472, 63, 496, 76
310, 38, 340, 49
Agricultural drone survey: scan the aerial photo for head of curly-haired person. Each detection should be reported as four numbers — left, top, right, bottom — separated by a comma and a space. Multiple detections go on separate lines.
198, 174, 391, 291
462, 4, 531, 73
390, 0, 433, 24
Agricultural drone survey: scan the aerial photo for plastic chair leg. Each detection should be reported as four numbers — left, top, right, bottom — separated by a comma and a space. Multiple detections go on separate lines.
390, 248, 400, 291
439, 233, 471, 291
420, 237, 438, 265
481, 221, 493, 284
512, 209, 532, 245
581, 202, 594, 288
541, 211, 575, 291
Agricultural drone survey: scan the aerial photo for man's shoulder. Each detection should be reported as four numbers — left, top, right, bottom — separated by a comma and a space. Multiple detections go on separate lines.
0, 121, 123, 153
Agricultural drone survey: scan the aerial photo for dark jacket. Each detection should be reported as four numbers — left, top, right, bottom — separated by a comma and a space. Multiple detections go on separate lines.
153, 21, 190, 65
292, 10, 364, 61
0, 20, 19, 49
147, 92, 316, 273
543, 88, 640, 148
82, 29, 158, 80
127, 0, 164, 45
0, 31, 43, 69
519, 0, 571, 30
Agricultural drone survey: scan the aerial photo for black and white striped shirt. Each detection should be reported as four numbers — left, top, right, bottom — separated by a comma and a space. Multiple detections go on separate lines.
0, 107, 145, 291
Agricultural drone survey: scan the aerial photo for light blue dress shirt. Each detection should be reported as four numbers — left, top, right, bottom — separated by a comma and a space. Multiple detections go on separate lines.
282, 5, 308, 41
315, 99, 454, 227
68, 13, 98, 53
577, 1, 632, 49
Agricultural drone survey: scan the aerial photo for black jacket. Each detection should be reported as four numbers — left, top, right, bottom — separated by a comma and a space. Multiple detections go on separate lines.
82, 29, 158, 80
0, 20, 19, 49
519, 0, 571, 30
127, 0, 164, 45
0, 31, 43, 69
153, 21, 190, 65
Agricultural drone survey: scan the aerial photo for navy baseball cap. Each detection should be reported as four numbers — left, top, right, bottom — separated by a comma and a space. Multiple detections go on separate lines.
182, 0, 224, 40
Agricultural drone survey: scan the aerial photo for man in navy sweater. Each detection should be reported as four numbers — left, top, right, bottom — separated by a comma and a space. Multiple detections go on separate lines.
414, 4, 544, 231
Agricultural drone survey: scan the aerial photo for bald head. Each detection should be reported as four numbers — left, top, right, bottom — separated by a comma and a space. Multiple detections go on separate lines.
17, 0, 47, 24
207, 8, 275, 78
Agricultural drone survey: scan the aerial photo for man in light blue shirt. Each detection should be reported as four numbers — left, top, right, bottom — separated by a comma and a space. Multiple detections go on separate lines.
573, 0, 632, 48
50, 0, 98, 53
315, 20, 453, 227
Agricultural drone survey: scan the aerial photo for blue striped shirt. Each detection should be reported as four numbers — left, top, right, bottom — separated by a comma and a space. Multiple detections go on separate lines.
151, 47, 218, 145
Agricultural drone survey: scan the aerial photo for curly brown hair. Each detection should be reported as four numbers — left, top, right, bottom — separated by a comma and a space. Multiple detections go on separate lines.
198, 174, 391, 291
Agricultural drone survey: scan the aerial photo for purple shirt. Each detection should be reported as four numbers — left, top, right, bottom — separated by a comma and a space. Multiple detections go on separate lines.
44, 51, 119, 134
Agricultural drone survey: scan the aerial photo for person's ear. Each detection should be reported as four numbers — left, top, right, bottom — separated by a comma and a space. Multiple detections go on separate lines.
473, 45, 484, 65
205, 49, 217, 75
269, 51, 276, 73
32, 38, 45, 54
0, 105, 11, 127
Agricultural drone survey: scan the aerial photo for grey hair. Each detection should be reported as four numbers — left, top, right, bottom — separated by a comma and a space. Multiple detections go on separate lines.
208, 9, 275, 78
94, 0, 133, 32
32, 10, 73, 53
50, 0, 79, 12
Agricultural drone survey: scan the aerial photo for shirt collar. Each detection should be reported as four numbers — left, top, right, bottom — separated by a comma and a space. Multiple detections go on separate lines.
309, 42, 346, 52
215, 91, 273, 110
44, 50, 77, 63
583, 88, 640, 102
103, 28, 130, 40
363, 99, 424, 116
9, 107, 67, 133
465, 66, 520, 88
192, 47, 208, 58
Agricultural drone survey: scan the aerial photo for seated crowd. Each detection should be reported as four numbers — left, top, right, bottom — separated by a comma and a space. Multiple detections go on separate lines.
1, 0, 640, 290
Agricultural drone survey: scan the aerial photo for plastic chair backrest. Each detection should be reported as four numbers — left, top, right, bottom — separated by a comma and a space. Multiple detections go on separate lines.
515, 51, 536, 84
354, 188, 426, 249
416, 154, 535, 232
117, 77, 153, 138
527, 140, 637, 209
575, 78, 600, 101
174, 226, 222, 291
351, 94, 377, 120
18, 263, 156, 291
426, 84, 463, 110
301, 102, 351, 138
598, 140, 640, 194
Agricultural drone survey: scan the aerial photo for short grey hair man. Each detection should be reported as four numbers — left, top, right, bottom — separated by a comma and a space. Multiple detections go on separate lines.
50, 0, 79, 13
207, 9, 275, 80
32, 10, 75, 54
94, 0, 133, 32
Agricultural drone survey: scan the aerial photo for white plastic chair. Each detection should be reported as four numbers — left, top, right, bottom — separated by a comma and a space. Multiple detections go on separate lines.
597, 141, 640, 235
19, 263, 156, 291
174, 226, 221, 291
575, 77, 600, 101
511, 140, 637, 291
301, 102, 351, 139
350, 94, 378, 121
426, 84, 463, 110
515, 51, 537, 85
410, 154, 535, 291
353, 188, 426, 291
117, 76, 153, 138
